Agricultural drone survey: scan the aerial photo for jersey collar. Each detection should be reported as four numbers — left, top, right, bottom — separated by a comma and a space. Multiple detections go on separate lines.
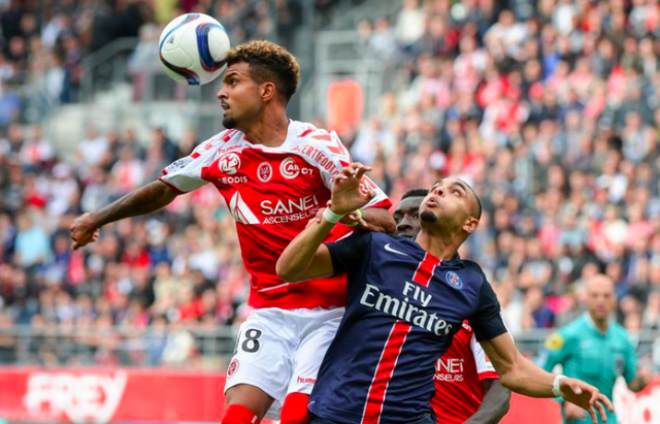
584, 312, 611, 335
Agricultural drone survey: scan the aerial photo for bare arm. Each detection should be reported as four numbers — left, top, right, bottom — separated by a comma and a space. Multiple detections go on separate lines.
277, 163, 376, 282
479, 333, 613, 424
463, 379, 510, 424
276, 216, 336, 282
71, 181, 179, 249
361, 207, 396, 234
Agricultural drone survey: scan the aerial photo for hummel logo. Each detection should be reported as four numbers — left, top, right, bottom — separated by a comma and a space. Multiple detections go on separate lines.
384, 243, 408, 257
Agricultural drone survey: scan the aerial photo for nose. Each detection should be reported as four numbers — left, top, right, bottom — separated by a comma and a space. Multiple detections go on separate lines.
397, 220, 412, 233
434, 187, 444, 197
217, 87, 226, 101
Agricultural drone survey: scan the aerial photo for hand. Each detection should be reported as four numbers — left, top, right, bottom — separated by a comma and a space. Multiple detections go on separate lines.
636, 366, 654, 389
559, 377, 614, 424
70, 213, 101, 250
564, 402, 586, 420
308, 203, 369, 230
330, 163, 376, 215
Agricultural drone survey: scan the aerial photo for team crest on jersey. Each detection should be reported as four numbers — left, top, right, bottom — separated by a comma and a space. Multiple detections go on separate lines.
257, 162, 273, 182
219, 153, 241, 175
227, 358, 239, 377
445, 271, 463, 289
280, 157, 300, 179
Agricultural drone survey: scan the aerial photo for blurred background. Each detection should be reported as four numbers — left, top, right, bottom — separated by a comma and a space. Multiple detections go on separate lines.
0, 0, 659, 423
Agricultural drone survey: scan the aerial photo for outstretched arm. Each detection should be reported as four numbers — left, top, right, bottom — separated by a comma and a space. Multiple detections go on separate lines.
479, 334, 613, 424
70, 181, 179, 249
277, 163, 376, 282
463, 379, 510, 424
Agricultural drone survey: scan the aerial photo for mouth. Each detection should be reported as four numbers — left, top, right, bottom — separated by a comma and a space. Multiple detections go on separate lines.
426, 197, 440, 207
221, 103, 230, 111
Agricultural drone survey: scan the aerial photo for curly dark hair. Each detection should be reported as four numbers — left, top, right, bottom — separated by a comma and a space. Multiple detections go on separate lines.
226, 40, 300, 103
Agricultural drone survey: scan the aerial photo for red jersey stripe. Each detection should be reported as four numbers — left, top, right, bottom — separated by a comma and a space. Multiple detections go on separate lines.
361, 321, 411, 424
412, 253, 440, 287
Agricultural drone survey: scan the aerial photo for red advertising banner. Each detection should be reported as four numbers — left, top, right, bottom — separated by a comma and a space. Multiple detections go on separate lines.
0, 367, 225, 423
0, 367, 657, 423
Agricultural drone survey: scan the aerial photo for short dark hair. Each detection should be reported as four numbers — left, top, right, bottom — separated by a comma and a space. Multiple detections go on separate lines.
226, 40, 300, 103
401, 188, 429, 200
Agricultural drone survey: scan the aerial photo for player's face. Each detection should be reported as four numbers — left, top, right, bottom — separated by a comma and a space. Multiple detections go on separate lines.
585, 277, 615, 320
419, 178, 478, 234
394, 197, 423, 239
217, 62, 262, 129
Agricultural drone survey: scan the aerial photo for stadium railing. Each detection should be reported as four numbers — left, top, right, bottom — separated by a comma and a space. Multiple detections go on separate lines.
2, 325, 658, 371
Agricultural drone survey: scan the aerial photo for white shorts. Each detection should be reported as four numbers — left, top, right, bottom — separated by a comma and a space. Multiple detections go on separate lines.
224, 307, 344, 420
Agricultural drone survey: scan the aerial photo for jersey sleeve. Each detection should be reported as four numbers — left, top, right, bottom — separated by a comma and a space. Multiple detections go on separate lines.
538, 329, 572, 373
296, 128, 391, 209
159, 136, 220, 193
469, 332, 499, 380
325, 231, 373, 276
470, 280, 508, 342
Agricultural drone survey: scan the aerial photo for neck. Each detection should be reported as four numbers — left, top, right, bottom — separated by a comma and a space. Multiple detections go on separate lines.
590, 313, 609, 332
241, 106, 289, 147
414, 228, 462, 260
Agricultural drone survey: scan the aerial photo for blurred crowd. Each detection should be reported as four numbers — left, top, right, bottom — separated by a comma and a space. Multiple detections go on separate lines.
345, 0, 660, 337
2, 0, 660, 367
0, 0, 343, 122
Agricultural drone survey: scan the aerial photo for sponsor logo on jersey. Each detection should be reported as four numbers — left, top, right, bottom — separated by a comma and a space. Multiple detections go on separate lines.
280, 157, 300, 179
219, 153, 241, 175
261, 195, 320, 224
291, 144, 340, 176
435, 358, 465, 382
360, 283, 453, 337
229, 192, 260, 224
227, 358, 239, 377
445, 271, 463, 289
257, 162, 273, 182
218, 176, 248, 185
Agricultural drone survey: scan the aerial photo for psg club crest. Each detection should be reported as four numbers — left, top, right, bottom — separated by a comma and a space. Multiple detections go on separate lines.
257, 162, 273, 183
444, 271, 463, 289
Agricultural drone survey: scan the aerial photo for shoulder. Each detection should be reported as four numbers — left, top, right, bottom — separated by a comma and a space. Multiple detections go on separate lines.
192, 129, 244, 154
288, 121, 350, 160
611, 323, 633, 344
458, 259, 489, 289
557, 318, 585, 341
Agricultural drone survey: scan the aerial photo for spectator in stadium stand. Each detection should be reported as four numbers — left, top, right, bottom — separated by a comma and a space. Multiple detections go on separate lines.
540, 274, 655, 424
393, 188, 511, 424
277, 169, 612, 424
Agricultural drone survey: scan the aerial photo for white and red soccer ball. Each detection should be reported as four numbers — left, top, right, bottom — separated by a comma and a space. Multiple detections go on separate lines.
158, 13, 231, 86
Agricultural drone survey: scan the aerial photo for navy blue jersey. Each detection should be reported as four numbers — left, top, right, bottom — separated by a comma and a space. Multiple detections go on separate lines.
308, 232, 508, 424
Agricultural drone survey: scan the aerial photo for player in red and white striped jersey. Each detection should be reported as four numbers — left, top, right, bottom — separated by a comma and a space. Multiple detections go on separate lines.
394, 189, 510, 424
71, 41, 394, 424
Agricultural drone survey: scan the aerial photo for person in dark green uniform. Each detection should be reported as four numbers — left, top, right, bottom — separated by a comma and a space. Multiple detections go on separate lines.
540, 274, 653, 423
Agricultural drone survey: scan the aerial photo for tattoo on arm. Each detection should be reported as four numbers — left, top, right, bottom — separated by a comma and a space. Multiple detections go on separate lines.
94, 181, 179, 227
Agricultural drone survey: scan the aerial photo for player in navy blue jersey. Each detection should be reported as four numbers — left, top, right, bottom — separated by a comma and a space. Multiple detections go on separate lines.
276, 163, 614, 424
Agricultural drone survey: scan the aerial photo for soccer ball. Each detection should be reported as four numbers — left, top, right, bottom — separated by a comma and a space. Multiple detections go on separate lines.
159, 13, 231, 86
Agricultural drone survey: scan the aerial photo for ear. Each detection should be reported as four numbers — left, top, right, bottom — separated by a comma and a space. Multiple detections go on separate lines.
462, 217, 480, 234
260, 82, 277, 102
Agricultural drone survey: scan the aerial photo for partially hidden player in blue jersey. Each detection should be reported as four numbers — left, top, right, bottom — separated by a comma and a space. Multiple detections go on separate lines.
276, 163, 614, 424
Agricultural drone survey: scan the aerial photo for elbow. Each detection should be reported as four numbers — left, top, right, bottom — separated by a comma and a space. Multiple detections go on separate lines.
275, 260, 300, 283
499, 372, 521, 393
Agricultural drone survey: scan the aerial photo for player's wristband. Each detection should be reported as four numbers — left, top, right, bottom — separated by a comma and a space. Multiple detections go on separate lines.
323, 208, 345, 224
346, 209, 363, 227
552, 374, 566, 397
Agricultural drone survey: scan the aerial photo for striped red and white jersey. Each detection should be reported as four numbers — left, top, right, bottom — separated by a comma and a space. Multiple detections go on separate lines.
308, 233, 508, 424
159, 120, 390, 310
432, 320, 499, 424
